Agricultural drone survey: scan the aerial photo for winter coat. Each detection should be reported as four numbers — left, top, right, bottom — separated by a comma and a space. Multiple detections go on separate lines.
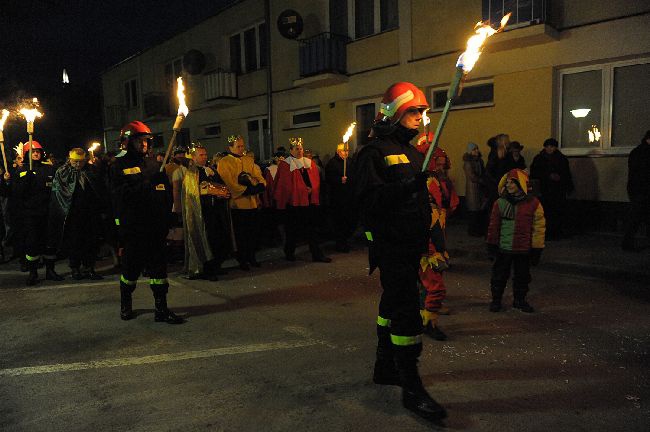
14, 160, 55, 217
530, 150, 574, 200
626, 142, 650, 200
325, 154, 354, 209
462, 152, 488, 211
217, 152, 266, 210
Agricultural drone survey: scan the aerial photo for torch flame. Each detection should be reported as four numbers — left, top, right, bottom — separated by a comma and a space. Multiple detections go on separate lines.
0, 109, 9, 131
176, 77, 189, 117
342, 122, 356, 144
422, 109, 430, 127
19, 107, 43, 123
88, 142, 101, 152
456, 13, 511, 73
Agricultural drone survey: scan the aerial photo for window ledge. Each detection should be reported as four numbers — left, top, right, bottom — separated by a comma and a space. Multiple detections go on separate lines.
282, 124, 321, 131
349, 28, 398, 43
561, 147, 633, 157
294, 73, 348, 89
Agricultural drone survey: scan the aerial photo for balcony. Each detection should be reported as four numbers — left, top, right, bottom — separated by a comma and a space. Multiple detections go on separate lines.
294, 32, 349, 89
104, 105, 126, 130
204, 70, 238, 106
143, 92, 172, 119
482, 0, 559, 50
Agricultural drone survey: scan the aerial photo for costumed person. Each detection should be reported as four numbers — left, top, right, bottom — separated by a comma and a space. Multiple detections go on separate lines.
487, 169, 545, 313
260, 150, 284, 247
273, 137, 331, 263
14, 140, 63, 285
164, 146, 189, 183
217, 135, 265, 269
181, 145, 232, 280
415, 137, 458, 341
48, 148, 108, 280
167, 147, 191, 263
110, 120, 183, 324
325, 142, 356, 252
354, 82, 447, 422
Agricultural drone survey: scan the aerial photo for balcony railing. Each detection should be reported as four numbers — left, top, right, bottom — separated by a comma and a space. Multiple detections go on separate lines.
298, 32, 349, 78
482, 0, 546, 27
204, 70, 237, 101
104, 105, 126, 130
144, 92, 172, 118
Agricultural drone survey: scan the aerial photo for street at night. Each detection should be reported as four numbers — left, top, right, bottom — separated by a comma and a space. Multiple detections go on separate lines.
1, 226, 648, 431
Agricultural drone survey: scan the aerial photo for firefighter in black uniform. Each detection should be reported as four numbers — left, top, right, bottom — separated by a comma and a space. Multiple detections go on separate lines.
110, 121, 183, 324
354, 82, 447, 421
14, 141, 64, 285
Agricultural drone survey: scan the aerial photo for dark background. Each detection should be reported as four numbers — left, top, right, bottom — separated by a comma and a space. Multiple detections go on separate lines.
0, 0, 236, 159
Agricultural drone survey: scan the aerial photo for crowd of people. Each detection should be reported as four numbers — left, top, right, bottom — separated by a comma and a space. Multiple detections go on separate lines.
0, 81, 647, 423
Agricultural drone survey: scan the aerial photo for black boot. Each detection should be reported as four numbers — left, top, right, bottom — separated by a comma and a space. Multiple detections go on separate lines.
71, 267, 84, 280
45, 259, 64, 281
373, 325, 401, 386
513, 298, 535, 313
25, 261, 39, 286
394, 343, 447, 422
152, 284, 184, 324
120, 281, 136, 320
490, 285, 504, 312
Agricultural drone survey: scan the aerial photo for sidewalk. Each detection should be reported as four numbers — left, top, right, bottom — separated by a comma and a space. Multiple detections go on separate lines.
445, 221, 650, 285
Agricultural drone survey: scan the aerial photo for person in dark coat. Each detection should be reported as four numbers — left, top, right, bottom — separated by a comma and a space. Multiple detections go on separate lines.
503, 141, 527, 171
325, 143, 356, 252
48, 148, 108, 280
462, 142, 489, 236
354, 82, 446, 422
530, 138, 574, 239
110, 120, 183, 324
13, 140, 64, 285
0, 152, 26, 269
622, 130, 650, 251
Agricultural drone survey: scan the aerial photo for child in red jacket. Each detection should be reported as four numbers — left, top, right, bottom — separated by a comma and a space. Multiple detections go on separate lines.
487, 169, 545, 312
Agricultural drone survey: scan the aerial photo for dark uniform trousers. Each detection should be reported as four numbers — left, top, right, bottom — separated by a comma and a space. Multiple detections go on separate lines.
232, 209, 260, 263
120, 228, 168, 295
66, 210, 100, 269
25, 215, 55, 262
490, 252, 532, 301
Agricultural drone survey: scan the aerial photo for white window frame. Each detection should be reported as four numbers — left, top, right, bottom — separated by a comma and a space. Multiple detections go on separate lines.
557, 57, 650, 156
165, 57, 184, 79
348, 0, 398, 40
231, 21, 265, 74
202, 123, 222, 138
351, 98, 381, 151
289, 107, 321, 129
247, 115, 269, 160
429, 78, 495, 112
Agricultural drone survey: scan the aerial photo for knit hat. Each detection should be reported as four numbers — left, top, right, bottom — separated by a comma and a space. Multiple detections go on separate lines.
466, 142, 478, 153
498, 169, 530, 195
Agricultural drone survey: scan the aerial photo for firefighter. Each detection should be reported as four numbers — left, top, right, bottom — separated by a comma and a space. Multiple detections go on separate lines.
14, 140, 64, 285
110, 121, 183, 324
354, 82, 447, 421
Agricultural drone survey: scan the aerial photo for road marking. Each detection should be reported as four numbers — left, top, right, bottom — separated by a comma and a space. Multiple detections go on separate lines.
0, 339, 320, 377
0, 279, 116, 292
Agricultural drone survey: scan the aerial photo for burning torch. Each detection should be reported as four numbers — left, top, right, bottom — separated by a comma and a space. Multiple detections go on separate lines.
0, 109, 10, 174
160, 77, 189, 172
421, 14, 510, 172
341, 122, 356, 178
88, 142, 101, 162
19, 100, 44, 171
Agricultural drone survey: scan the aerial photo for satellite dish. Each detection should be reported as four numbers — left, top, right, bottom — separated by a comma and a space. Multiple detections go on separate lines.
277, 9, 303, 39
182, 49, 206, 75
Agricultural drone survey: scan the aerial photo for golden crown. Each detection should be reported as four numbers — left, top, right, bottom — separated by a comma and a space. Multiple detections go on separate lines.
227, 134, 242, 143
289, 137, 303, 147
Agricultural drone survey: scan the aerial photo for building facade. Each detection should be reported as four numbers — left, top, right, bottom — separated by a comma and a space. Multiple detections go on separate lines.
101, 0, 650, 230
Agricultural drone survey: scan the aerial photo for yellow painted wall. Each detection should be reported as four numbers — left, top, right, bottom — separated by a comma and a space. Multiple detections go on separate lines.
347, 30, 400, 74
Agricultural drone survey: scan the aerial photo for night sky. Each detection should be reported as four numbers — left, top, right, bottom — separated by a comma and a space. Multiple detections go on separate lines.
1, 0, 236, 158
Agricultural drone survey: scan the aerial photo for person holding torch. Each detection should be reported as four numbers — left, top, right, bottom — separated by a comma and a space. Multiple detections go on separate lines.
354, 82, 446, 422
109, 120, 183, 324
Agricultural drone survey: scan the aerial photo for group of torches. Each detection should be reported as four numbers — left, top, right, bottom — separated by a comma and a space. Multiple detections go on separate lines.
0, 14, 513, 177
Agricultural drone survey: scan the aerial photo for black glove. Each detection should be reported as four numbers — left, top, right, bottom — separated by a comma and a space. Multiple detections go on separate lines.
529, 248, 543, 266
243, 185, 256, 196
238, 172, 253, 186
404, 171, 428, 194
487, 244, 499, 261
254, 183, 266, 194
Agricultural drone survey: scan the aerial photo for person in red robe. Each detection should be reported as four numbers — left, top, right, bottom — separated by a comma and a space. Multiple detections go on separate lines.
273, 138, 331, 262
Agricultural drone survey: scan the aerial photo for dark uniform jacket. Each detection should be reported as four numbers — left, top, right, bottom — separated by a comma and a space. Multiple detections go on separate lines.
325, 154, 354, 209
14, 160, 55, 217
109, 151, 171, 237
354, 125, 431, 260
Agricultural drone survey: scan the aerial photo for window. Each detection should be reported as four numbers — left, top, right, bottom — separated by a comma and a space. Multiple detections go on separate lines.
354, 101, 379, 149
558, 58, 650, 154
290, 108, 321, 128
352, 0, 398, 39
204, 124, 221, 137
482, 0, 545, 27
230, 22, 267, 74
431, 82, 494, 112
124, 79, 138, 108
247, 117, 270, 160
164, 58, 183, 111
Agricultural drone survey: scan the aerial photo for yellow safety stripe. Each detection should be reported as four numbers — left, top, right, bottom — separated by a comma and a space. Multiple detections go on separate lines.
384, 154, 410, 166
365, 231, 373, 242
26, 254, 40, 262
114, 218, 120, 226
155, 184, 166, 191
390, 334, 422, 346
149, 278, 168, 285
122, 167, 141, 175
120, 275, 137, 285
377, 316, 391, 327
19, 171, 27, 177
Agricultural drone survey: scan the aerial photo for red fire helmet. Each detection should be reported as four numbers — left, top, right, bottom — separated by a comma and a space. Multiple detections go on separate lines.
376, 82, 429, 124
119, 120, 152, 142
23, 140, 43, 156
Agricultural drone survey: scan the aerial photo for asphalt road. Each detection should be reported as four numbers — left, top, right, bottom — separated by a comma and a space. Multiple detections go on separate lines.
0, 242, 648, 431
